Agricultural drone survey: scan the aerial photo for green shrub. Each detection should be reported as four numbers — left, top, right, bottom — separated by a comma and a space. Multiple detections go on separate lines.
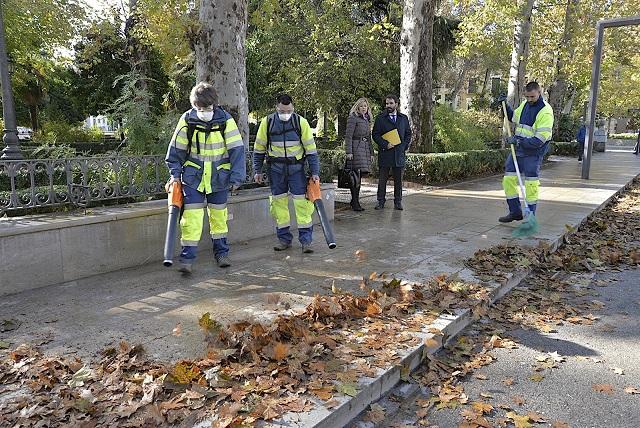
33, 121, 104, 144
610, 132, 638, 140
548, 141, 578, 156
318, 148, 508, 185
433, 106, 497, 152
461, 109, 502, 143
30, 142, 76, 159
555, 114, 581, 142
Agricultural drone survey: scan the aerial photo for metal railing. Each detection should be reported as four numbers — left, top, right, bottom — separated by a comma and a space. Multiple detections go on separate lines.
0, 152, 271, 216
0, 156, 167, 215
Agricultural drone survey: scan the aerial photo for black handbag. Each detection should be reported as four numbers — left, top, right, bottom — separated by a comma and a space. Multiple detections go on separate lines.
338, 166, 359, 189
338, 166, 351, 188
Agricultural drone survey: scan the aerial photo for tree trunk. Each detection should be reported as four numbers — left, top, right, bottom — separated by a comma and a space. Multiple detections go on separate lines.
29, 104, 38, 132
546, 0, 579, 135
507, 0, 535, 107
481, 68, 491, 98
562, 87, 576, 114
400, 0, 435, 153
337, 114, 348, 139
195, 0, 249, 148
450, 58, 472, 111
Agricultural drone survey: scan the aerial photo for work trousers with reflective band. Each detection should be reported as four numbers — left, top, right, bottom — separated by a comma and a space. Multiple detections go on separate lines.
502, 153, 541, 215
268, 163, 314, 245
179, 185, 229, 263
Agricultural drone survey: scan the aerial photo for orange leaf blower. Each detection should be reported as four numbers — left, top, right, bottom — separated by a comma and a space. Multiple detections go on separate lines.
307, 178, 337, 249
163, 180, 183, 266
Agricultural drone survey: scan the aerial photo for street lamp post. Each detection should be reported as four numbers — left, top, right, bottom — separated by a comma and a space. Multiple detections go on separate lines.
0, 1, 22, 160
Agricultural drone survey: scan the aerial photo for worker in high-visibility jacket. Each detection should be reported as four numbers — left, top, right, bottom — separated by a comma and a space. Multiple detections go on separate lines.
498, 81, 554, 223
252, 94, 320, 253
165, 82, 246, 273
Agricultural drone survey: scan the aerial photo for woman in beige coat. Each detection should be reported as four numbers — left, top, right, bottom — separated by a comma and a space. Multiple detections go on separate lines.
344, 98, 374, 211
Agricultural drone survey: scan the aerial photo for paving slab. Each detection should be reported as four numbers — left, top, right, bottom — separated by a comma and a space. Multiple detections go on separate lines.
1, 150, 639, 427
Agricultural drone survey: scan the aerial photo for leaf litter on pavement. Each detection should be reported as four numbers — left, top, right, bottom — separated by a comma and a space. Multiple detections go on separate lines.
370, 177, 640, 427
2, 180, 639, 427
0, 258, 493, 426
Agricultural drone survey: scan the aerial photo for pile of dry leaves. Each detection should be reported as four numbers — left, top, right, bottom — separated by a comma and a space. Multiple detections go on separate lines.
0, 269, 491, 427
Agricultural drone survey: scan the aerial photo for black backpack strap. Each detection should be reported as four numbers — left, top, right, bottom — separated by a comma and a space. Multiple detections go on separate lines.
266, 113, 275, 155
292, 113, 302, 139
265, 112, 305, 159
185, 110, 228, 156
292, 113, 305, 158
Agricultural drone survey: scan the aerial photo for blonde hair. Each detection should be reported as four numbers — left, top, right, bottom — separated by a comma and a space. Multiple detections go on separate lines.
349, 97, 372, 117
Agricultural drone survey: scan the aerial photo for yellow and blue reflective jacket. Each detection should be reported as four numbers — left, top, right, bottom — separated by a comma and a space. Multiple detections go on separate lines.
165, 107, 246, 193
252, 113, 320, 176
505, 97, 554, 156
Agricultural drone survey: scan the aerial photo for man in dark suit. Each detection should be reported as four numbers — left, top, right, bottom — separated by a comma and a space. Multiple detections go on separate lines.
372, 94, 412, 210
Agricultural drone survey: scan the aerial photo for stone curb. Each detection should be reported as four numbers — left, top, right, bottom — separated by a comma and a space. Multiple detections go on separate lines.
272, 172, 639, 428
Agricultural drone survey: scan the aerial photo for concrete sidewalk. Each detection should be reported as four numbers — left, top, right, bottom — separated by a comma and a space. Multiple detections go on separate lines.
1, 150, 639, 425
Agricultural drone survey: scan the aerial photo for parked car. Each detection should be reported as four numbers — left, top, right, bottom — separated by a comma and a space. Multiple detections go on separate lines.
17, 127, 33, 141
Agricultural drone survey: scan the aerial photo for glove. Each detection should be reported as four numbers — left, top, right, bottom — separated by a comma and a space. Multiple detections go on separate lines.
507, 136, 519, 146
491, 94, 508, 110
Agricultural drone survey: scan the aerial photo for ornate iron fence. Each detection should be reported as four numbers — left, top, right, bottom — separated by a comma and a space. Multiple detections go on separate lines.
0, 156, 166, 215
0, 152, 270, 216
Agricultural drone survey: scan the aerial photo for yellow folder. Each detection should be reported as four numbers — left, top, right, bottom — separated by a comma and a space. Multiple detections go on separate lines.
382, 129, 401, 147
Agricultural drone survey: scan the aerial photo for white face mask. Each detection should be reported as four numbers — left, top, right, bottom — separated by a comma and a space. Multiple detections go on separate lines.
278, 113, 292, 122
196, 111, 214, 122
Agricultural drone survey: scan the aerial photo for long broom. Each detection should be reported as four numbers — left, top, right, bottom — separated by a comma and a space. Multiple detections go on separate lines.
502, 101, 539, 238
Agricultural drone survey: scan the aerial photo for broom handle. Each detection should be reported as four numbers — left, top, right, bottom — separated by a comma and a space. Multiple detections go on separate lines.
502, 101, 530, 212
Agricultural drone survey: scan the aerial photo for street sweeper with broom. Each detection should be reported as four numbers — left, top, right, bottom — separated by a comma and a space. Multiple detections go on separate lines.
495, 81, 554, 237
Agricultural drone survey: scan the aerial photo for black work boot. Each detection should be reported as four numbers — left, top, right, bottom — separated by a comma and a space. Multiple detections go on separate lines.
274, 241, 292, 251
498, 212, 524, 223
351, 185, 364, 211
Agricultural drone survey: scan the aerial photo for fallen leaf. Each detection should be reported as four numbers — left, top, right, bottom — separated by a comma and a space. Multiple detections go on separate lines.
68, 366, 93, 387
0, 340, 9, 349
611, 367, 624, 375
479, 392, 494, 399
548, 351, 565, 363
337, 382, 358, 397
273, 342, 289, 361
311, 386, 334, 401
324, 399, 340, 409
529, 373, 545, 382
474, 373, 488, 380
623, 387, 640, 394
539, 324, 557, 333
592, 384, 614, 394
502, 377, 515, 386
506, 411, 532, 428
364, 403, 385, 423
424, 337, 439, 349
551, 422, 571, 428
172, 323, 182, 336
527, 411, 546, 423
416, 407, 429, 418
471, 401, 494, 415
512, 396, 526, 406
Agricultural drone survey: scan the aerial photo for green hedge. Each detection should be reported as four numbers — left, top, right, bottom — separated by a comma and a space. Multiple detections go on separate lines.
611, 133, 638, 140
548, 141, 578, 156
319, 149, 509, 185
